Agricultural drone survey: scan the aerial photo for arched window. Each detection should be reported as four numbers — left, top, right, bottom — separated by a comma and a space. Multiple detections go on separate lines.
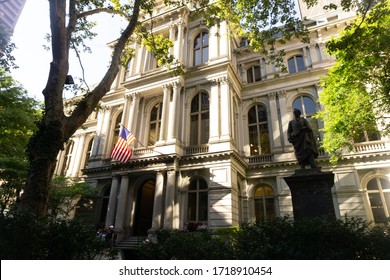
254, 185, 276, 221
82, 138, 94, 170
61, 140, 74, 176
111, 112, 122, 151
193, 32, 209, 65
292, 96, 319, 138
148, 102, 163, 145
288, 55, 305, 73
188, 178, 208, 222
190, 93, 209, 145
248, 104, 271, 155
247, 65, 261, 83
367, 177, 390, 223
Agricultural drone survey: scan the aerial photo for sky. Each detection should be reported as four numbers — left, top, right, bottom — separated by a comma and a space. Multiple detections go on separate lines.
11, 1, 126, 101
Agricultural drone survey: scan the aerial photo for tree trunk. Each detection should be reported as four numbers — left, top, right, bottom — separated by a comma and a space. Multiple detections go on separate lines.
18, 119, 65, 217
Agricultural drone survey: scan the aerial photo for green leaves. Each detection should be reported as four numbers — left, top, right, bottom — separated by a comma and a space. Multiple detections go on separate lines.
316, 1, 390, 163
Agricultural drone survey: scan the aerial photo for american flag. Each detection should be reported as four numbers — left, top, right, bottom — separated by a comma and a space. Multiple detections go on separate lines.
110, 127, 136, 163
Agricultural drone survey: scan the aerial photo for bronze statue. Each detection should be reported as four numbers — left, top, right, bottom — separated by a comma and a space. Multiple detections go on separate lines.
287, 108, 319, 169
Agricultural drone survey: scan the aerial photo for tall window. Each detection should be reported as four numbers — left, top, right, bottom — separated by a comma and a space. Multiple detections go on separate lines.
367, 177, 390, 223
148, 102, 163, 145
247, 65, 261, 83
111, 112, 123, 151
190, 93, 209, 145
188, 178, 208, 222
83, 138, 94, 169
288, 55, 305, 73
248, 104, 271, 155
292, 96, 319, 138
61, 140, 74, 176
254, 185, 276, 221
193, 32, 209, 65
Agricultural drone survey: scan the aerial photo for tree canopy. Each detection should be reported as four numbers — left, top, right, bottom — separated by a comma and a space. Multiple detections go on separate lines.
0, 69, 41, 213
316, 0, 390, 162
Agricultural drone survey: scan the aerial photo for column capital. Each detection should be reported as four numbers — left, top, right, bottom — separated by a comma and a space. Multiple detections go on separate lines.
125, 91, 140, 101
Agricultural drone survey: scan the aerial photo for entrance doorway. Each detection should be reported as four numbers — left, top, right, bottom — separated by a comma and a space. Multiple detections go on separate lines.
133, 180, 155, 236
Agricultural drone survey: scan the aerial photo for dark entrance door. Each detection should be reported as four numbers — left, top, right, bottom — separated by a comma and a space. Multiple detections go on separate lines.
133, 180, 155, 236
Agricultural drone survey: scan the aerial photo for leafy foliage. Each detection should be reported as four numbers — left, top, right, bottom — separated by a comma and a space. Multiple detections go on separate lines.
140, 217, 390, 260
0, 69, 41, 213
48, 176, 98, 218
0, 212, 118, 260
316, 1, 390, 163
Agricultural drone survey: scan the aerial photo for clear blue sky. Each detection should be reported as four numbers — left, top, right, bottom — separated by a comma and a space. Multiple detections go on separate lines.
11, 1, 125, 101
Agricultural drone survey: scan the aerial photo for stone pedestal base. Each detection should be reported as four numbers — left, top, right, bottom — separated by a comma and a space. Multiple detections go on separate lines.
284, 169, 336, 220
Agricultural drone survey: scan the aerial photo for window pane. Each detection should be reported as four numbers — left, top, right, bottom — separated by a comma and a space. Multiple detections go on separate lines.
200, 112, 209, 144
190, 115, 198, 145
200, 93, 209, 111
249, 125, 259, 155
202, 47, 209, 63
259, 124, 270, 154
199, 179, 208, 190
248, 107, 257, 124
150, 106, 158, 121
148, 123, 157, 145
202, 33, 209, 46
303, 96, 316, 116
188, 193, 197, 221
199, 192, 208, 221
296, 56, 305, 72
254, 66, 261, 81
247, 68, 253, 83
189, 180, 197, 191
194, 49, 201, 65
254, 199, 265, 221
288, 57, 296, 73
194, 34, 201, 49
367, 178, 379, 190
292, 98, 303, 113
191, 95, 199, 113
380, 178, 390, 190
257, 105, 267, 122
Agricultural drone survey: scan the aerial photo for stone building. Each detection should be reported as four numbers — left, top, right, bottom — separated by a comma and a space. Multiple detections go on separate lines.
55, 1, 390, 244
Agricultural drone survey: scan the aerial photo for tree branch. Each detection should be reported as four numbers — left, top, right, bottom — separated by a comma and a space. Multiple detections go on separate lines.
77, 7, 131, 20
64, 0, 142, 138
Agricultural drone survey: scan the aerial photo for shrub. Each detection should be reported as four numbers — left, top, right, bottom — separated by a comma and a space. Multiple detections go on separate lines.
139, 217, 390, 260
0, 212, 117, 259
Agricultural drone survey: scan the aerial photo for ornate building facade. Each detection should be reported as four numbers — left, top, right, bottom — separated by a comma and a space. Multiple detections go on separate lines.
56, 2, 390, 243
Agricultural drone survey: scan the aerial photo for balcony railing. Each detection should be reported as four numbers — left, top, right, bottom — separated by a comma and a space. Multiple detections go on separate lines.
247, 154, 274, 164
184, 145, 209, 155
352, 140, 388, 153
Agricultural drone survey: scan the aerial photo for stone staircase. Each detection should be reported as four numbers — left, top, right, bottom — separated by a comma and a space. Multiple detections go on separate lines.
114, 236, 147, 249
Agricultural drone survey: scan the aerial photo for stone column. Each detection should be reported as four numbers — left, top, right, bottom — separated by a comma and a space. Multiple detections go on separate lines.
159, 85, 170, 143
169, 19, 175, 56
115, 175, 130, 232
163, 170, 176, 229
126, 92, 139, 133
209, 79, 220, 142
268, 92, 283, 153
176, 17, 185, 62
278, 91, 290, 150
106, 176, 120, 227
220, 77, 231, 140
151, 171, 165, 230
167, 82, 182, 141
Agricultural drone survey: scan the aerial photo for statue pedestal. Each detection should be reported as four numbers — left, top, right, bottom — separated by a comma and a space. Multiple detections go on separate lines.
284, 169, 336, 220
